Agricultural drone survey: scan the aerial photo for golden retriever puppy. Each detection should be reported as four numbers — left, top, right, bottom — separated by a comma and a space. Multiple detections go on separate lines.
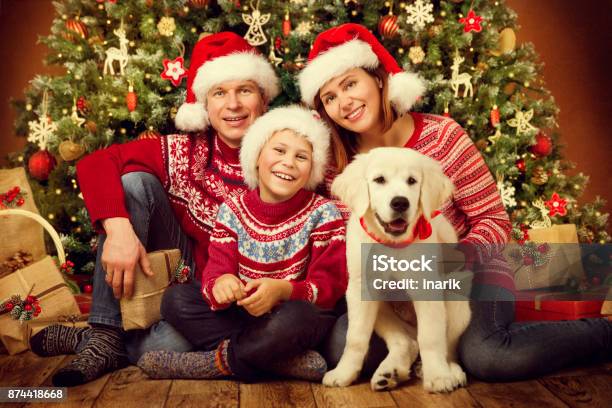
324, 147, 471, 392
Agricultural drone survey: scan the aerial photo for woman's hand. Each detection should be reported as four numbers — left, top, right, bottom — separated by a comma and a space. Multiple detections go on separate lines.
101, 217, 153, 299
212, 274, 247, 305
237, 278, 293, 317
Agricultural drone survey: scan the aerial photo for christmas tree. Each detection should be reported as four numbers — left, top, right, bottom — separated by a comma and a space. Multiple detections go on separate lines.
7, 0, 610, 279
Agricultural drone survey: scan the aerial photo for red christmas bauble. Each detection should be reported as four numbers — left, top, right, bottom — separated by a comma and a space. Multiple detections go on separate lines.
77, 96, 89, 113
64, 19, 88, 41
83, 284, 93, 294
530, 132, 553, 157
515, 158, 526, 173
523, 256, 534, 266
138, 129, 161, 140
378, 14, 399, 39
5, 302, 13, 311
24, 304, 32, 312
190, 0, 210, 8
28, 150, 57, 181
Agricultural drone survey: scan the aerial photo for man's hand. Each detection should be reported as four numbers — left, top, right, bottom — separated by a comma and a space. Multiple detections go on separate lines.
212, 274, 247, 305
237, 278, 292, 317
101, 217, 153, 299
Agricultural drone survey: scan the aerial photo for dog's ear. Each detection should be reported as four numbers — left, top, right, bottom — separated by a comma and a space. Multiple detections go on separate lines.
418, 161, 454, 220
331, 153, 370, 217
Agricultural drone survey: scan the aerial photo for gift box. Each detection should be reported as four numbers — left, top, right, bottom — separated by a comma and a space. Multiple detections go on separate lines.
0, 209, 82, 355
0, 168, 46, 264
510, 224, 585, 290
0, 256, 82, 354
120, 249, 182, 331
515, 292, 605, 321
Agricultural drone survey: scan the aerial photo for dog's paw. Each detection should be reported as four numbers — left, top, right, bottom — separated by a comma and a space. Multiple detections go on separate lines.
322, 367, 359, 387
423, 373, 460, 393
449, 362, 467, 388
370, 365, 410, 391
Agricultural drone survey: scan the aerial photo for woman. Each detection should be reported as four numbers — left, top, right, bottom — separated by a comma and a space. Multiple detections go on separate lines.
298, 23, 612, 382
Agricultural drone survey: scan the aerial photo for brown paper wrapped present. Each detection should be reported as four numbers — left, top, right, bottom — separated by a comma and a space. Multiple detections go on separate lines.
0, 256, 81, 355
120, 249, 182, 330
0, 168, 46, 264
511, 224, 584, 290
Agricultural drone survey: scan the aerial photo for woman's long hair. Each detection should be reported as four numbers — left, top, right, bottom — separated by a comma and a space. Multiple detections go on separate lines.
314, 66, 396, 173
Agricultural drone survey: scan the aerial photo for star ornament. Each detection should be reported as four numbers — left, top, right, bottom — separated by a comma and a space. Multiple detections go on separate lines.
459, 9, 483, 33
161, 57, 188, 86
545, 193, 568, 217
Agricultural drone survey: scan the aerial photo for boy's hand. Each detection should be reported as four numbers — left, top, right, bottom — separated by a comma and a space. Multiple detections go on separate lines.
237, 278, 292, 317
212, 274, 247, 305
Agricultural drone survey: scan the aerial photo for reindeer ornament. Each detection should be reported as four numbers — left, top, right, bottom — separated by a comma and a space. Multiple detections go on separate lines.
104, 28, 130, 76
449, 51, 473, 98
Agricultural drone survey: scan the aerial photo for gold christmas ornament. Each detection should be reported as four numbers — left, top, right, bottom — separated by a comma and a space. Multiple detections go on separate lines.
59, 140, 86, 162
408, 46, 425, 64
428, 24, 442, 37
491, 28, 516, 56
158, 16, 176, 37
85, 120, 98, 133
530, 166, 548, 185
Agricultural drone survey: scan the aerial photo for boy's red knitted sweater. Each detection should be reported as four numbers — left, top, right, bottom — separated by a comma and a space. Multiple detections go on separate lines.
76, 132, 248, 281
202, 188, 348, 311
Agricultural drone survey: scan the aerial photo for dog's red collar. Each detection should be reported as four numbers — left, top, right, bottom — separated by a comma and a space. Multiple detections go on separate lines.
359, 210, 442, 248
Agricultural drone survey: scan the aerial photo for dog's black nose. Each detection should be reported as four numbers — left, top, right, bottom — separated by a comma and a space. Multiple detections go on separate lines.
390, 196, 410, 212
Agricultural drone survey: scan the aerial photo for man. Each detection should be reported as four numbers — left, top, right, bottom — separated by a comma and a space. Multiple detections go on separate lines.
30, 32, 280, 387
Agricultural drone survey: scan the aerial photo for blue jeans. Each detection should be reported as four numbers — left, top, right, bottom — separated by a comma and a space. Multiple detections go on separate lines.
85, 172, 194, 363
323, 285, 612, 382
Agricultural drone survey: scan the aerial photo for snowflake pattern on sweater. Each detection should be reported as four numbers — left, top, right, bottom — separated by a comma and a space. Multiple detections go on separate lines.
164, 134, 246, 229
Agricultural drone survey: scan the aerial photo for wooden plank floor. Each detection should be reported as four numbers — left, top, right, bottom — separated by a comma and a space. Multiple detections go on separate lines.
1, 352, 610, 407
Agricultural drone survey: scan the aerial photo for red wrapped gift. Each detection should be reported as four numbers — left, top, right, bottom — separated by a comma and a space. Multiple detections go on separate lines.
74, 294, 92, 314
515, 292, 605, 321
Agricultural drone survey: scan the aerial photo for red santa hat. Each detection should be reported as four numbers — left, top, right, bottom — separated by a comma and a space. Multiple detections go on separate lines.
298, 23, 425, 114
240, 105, 330, 190
175, 32, 280, 132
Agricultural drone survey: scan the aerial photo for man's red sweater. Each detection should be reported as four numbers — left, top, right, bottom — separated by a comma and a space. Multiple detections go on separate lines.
76, 131, 248, 281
